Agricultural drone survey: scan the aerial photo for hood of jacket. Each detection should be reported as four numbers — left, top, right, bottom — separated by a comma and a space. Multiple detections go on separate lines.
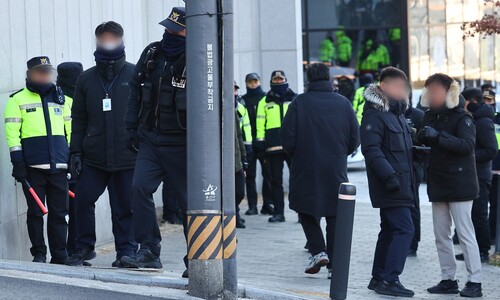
363, 84, 409, 112
420, 80, 461, 109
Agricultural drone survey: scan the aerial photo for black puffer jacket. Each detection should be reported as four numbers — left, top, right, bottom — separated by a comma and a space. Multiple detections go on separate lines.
418, 81, 479, 202
472, 103, 498, 182
71, 57, 137, 172
360, 85, 415, 209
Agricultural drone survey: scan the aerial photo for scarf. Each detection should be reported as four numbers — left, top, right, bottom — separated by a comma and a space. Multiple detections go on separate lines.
245, 86, 264, 97
161, 31, 186, 58
94, 43, 125, 63
270, 83, 289, 96
26, 79, 55, 96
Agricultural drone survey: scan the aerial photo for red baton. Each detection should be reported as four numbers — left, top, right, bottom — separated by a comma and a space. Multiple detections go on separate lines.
68, 190, 75, 198
24, 180, 48, 215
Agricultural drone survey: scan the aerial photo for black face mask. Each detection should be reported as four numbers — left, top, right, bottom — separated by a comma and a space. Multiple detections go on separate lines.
467, 101, 481, 113
26, 79, 55, 96
388, 98, 407, 115
161, 31, 186, 58
270, 83, 289, 95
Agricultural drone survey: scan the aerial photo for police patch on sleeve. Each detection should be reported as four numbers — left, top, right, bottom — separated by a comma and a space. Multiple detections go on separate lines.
365, 124, 372, 131
465, 118, 472, 127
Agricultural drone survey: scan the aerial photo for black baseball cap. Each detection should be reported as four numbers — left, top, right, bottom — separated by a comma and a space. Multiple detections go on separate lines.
27, 56, 55, 72
245, 73, 260, 82
160, 7, 186, 32
234, 81, 240, 89
271, 70, 287, 81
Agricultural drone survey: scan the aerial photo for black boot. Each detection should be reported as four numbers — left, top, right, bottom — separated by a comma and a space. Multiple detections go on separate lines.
460, 282, 482, 298
32, 254, 46, 263
120, 249, 162, 269
427, 280, 460, 294
65, 248, 96, 266
375, 281, 414, 297
367, 277, 381, 291
260, 205, 275, 215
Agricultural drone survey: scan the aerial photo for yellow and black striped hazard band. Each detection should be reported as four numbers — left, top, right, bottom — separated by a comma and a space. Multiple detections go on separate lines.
187, 214, 222, 260
223, 214, 237, 259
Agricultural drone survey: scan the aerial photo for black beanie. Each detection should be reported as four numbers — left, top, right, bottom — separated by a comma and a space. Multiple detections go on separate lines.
57, 62, 84, 97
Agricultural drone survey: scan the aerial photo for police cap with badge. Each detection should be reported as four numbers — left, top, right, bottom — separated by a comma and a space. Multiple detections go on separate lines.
160, 7, 186, 32
27, 56, 55, 72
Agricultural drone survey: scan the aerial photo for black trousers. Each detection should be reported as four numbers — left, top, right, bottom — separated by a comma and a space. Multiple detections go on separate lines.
22, 169, 68, 260
299, 213, 335, 269
489, 175, 498, 242
162, 181, 181, 220
410, 181, 421, 251
472, 179, 491, 255
235, 170, 245, 221
74, 165, 136, 258
67, 182, 77, 256
131, 140, 187, 259
372, 207, 414, 283
268, 153, 291, 216
245, 152, 273, 208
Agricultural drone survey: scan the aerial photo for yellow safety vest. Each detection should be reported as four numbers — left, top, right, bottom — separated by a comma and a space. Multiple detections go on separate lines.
4, 87, 71, 170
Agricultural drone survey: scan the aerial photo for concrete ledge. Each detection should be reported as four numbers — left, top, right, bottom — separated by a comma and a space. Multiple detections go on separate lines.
0, 259, 311, 300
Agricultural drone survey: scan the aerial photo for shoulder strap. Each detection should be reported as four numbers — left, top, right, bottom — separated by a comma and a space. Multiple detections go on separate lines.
140, 42, 162, 82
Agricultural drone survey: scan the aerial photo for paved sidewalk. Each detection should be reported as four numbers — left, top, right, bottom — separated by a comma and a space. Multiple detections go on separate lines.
89, 168, 500, 299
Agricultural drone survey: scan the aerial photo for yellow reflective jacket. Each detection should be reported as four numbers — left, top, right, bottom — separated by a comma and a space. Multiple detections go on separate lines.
353, 86, 366, 124
4, 87, 71, 171
256, 90, 296, 153
236, 101, 252, 145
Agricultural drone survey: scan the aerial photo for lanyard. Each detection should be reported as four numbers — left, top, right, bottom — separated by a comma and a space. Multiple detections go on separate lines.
98, 73, 120, 98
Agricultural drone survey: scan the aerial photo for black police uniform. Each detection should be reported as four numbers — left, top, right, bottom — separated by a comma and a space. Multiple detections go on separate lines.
123, 8, 188, 267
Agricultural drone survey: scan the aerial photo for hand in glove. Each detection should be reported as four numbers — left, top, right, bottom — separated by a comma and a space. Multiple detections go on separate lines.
127, 130, 140, 153
242, 158, 249, 171
70, 153, 83, 180
383, 173, 400, 193
417, 126, 440, 144
12, 161, 27, 183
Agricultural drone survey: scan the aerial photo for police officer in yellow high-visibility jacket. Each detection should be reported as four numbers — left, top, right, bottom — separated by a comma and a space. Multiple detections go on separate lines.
255, 71, 297, 223
4, 56, 72, 264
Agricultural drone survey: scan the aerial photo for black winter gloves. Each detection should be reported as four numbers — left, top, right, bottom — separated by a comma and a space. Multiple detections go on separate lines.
417, 126, 440, 145
127, 130, 140, 153
384, 173, 400, 193
70, 153, 83, 180
12, 161, 27, 183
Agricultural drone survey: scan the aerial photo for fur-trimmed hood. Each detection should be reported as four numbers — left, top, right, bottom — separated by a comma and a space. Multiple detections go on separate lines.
420, 80, 461, 109
363, 84, 409, 112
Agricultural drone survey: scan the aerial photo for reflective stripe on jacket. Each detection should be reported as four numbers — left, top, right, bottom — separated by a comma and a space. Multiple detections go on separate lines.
4, 87, 71, 171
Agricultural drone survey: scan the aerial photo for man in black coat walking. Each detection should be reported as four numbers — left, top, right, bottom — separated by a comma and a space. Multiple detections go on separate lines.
67, 22, 137, 267
360, 67, 415, 298
281, 63, 359, 278
417, 74, 482, 298
460, 88, 497, 262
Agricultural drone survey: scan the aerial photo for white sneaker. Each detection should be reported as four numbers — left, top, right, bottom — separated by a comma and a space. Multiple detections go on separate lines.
305, 251, 329, 274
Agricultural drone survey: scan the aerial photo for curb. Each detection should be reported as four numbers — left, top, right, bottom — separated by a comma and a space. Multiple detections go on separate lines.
0, 259, 311, 300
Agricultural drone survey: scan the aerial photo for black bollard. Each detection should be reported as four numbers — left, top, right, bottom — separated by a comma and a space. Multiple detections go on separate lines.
330, 183, 356, 300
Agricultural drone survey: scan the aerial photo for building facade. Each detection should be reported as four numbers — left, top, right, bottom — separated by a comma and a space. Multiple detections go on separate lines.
0, 0, 302, 260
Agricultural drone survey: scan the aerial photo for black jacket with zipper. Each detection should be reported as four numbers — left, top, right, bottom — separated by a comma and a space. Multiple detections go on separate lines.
360, 85, 415, 209
125, 42, 187, 146
70, 56, 137, 172
472, 103, 498, 182
417, 81, 479, 202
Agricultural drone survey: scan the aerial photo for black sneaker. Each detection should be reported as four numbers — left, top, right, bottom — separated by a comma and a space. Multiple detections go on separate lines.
120, 249, 162, 269
245, 207, 258, 215
407, 249, 417, 257
368, 277, 381, 291
268, 215, 285, 223
260, 205, 275, 215
32, 255, 46, 263
65, 248, 96, 266
182, 269, 189, 278
375, 281, 414, 297
460, 282, 482, 298
427, 280, 460, 294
